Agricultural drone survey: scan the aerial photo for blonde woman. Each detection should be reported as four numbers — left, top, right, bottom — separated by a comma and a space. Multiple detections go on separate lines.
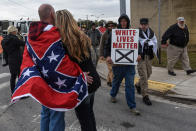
56, 9, 101, 131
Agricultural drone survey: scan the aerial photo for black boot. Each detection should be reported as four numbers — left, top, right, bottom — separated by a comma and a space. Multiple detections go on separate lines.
135, 84, 141, 94
107, 82, 112, 87
143, 95, 152, 105
186, 70, 196, 75
2, 63, 8, 67
168, 71, 176, 76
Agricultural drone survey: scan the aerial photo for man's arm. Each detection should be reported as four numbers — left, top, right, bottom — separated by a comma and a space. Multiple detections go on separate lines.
99, 33, 106, 58
104, 33, 112, 58
138, 42, 142, 56
87, 30, 91, 37
104, 33, 113, 64
186, 26, 189, 44
137, 42, 142, 62
161, 25, 173, 45
97, 29, 101, 43
15, 37, 25, 47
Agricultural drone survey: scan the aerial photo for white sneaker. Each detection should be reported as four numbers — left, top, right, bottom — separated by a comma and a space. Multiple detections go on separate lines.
130, 108, 140, 116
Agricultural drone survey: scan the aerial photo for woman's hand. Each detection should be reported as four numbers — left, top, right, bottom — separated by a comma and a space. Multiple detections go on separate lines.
84, 72, 93, 84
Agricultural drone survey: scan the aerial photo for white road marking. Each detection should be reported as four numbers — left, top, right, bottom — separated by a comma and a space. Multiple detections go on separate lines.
0, 73, 10, 79
67, 125, 113, 131
0, 105, 8, 110
97, 126, 113, 131
32, 114, 41, 123
0, 81, 10, 90
68, 120, 79, 131
67, 120, 113, 131
175, 107, 180, 109
0, 103, 14, 116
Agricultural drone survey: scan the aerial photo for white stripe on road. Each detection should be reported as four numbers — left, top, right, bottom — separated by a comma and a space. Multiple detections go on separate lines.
67, 120, 113, 131
0, 81, 10, 90
0, 105, 8, 110
0, 73, 10, 79
68, 120, 79, 131
32, 114, 41, 124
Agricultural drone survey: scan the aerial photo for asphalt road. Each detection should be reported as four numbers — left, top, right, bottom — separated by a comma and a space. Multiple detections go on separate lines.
0, 65, 196, 131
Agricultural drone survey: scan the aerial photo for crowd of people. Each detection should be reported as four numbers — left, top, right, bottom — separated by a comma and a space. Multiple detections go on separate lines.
1, 3, 196, 131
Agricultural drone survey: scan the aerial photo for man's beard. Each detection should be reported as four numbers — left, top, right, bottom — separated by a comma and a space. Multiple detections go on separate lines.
178, 23, 185, 29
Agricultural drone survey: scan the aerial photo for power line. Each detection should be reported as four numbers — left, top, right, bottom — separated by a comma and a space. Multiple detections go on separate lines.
0, 0, 27, 18
2, 0, 38, 18
7, 0, 30, 10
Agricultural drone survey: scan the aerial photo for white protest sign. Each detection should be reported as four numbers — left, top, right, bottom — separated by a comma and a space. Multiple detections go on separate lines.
111, 29, 139, 65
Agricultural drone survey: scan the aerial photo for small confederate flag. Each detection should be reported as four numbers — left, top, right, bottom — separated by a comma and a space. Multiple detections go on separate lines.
98, 26, 106, 34
11, 22, 88, 111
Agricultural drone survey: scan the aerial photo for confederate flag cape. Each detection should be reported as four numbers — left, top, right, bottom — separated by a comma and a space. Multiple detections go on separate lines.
11, 22, 88, 111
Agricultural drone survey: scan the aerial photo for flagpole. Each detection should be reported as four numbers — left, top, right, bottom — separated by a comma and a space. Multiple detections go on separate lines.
120, 0, 126, 15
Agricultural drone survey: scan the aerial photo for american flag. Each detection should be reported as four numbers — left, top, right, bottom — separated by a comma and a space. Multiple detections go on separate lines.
11, 26, 88, 111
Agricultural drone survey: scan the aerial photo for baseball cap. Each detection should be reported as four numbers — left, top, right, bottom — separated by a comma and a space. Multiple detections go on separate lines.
177, 17, 185, 21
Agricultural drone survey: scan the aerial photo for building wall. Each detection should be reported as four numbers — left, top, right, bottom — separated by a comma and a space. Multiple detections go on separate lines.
130, 0, 196, 45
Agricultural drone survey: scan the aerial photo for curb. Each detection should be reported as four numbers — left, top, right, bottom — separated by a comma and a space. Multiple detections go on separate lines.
97, 68, 196, 102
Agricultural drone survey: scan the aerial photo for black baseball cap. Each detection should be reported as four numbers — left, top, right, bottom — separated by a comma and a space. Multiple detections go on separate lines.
91, 23, 96, 26
140, 18, 149, 24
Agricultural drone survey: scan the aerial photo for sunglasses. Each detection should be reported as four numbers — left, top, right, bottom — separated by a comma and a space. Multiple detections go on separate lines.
108, 24, 115, 27
141, 23, 148, 25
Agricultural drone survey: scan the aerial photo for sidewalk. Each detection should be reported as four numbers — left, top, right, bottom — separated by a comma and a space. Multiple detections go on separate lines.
97, 60, 196, 100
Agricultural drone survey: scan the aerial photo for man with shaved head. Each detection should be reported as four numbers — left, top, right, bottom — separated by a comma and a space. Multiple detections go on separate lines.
38, 4, 56, 25
29, 4, 65, 131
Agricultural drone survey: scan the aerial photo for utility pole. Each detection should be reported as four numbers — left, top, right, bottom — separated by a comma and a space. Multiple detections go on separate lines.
130, 0, 131, 23
120, 0, 126, 15
86, 15, 89, 29
158, 0, 161, 64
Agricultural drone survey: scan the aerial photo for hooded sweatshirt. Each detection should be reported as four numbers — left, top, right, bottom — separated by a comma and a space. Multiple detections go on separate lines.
118, 14, 130, 29
104, 14, 130, 58
103, 14, 142, 58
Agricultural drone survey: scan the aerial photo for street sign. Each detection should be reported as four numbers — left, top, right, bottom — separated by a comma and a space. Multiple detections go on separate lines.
111, 29, 139, 65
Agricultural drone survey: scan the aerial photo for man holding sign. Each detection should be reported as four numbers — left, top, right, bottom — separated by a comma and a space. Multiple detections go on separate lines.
104, 14, 141, 115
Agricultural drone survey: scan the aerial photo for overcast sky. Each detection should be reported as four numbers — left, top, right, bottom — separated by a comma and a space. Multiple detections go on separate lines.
0, 0, 130, 22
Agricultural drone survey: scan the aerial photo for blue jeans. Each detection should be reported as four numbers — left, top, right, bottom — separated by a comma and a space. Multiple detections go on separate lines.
110, 65, 136, 109
40, 106, 65, 131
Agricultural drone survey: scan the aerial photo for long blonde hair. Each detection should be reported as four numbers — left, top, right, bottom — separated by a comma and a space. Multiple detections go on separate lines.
56, 9, 91, 62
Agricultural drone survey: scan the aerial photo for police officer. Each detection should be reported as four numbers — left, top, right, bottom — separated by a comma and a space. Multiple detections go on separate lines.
135, 18, 158, 105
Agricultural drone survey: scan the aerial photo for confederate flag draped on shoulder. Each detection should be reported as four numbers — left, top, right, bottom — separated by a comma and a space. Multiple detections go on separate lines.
11, 22, 88, 111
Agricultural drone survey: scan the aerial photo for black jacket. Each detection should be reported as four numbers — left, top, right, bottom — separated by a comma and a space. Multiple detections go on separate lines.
66, 47, 101, 93
87, 29, 101, 47
104, 14, 142, 58
104, 14, 130, 58
161, 23, 189, 48
2, 34, 25, 65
